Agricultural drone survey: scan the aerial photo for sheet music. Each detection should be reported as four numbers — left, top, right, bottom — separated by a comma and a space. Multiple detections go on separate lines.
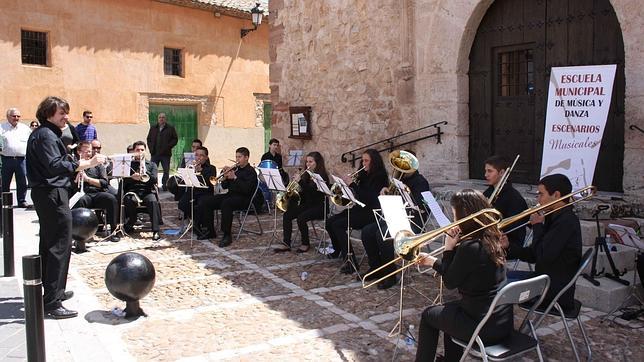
379, 196, 413, 235
110, 153, 133, 177
331, 175, 365, 207
392, 178, 417, 208
421, 191, 451, 227
183, 152, 195, 165
308, 172, 333, 195
259, 168, 286, 191
177, 168, 208, 188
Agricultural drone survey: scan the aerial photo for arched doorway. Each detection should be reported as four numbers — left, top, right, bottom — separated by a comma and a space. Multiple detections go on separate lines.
468, 0, 625, 191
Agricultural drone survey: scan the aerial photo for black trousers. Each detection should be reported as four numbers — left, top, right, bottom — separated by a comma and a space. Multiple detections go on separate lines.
124, 193, 160, 232
151, 155, 171, 189
282, 202, 325, 246
74, 191, 119, 229
361, 220, 396, 274
325, 207, 374, 257
201, 194, 250, 236
416, 302, 512, 361
31, 187, 72, 310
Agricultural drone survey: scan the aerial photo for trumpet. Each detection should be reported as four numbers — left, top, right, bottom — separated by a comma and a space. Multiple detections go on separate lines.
348, 166, 366, 184
213, 162, 239, 185
362, 208, 503, 288
137, 151, 150, 182
329, 166, 366, 206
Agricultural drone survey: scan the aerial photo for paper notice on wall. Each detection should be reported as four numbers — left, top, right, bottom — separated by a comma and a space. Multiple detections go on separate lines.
291, 114, 300, 136
540, 65, 616, 189
297, 113, 307, 133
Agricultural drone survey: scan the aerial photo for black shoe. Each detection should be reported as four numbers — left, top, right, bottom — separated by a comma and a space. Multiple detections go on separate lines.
110, 235, 121, 242
377, 276, 398, 290
197, 232, 214, 241
124, 225, 135, 234
218, 235, 232, 248
152, 232, 161, 241
17, 202, 30, 208
326, 251, 340, 259
61, 290, 74, 301
45, 306, 78, 319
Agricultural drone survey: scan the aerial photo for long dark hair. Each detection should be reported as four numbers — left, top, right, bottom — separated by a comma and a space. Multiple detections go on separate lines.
450, 189, 505, 266
306, 151, 329, 183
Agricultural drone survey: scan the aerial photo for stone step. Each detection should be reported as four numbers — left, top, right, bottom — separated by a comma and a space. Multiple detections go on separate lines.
576, 270, 642, 313
581, 244, 638, 274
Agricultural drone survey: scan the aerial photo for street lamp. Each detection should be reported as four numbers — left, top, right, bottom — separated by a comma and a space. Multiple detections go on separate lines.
241, 3, 263, 38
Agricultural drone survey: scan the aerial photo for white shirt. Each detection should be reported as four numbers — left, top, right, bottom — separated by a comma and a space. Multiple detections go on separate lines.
0, 122, 31, 157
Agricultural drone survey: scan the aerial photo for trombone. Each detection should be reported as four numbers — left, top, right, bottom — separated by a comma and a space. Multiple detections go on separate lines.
487, 155, 520, 204
362, 208, 503, 288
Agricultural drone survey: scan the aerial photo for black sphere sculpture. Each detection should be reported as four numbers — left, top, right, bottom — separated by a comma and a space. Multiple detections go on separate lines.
71, 208, 99, 252
105, 252, 156, 318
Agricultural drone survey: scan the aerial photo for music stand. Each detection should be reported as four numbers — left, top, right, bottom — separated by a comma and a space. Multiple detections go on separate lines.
258, 167, 286, 255
101, 154, 134, 241
325, 176, 365, 285
307, 172, 334, 258
176, 167, 208, 245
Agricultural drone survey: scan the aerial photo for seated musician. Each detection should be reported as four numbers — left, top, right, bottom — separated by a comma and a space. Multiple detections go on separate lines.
502, 173, 581, 312
177, 146, 216, 227
361, 156, 430, 289
71, 141, 120, 242
415, 189, 512, 361
90, 139, 118, 197
199, 147, 258, 247
274, 151, 330, 253
167, 139, 204, 202
261, 138, 289, 185
325, 148, 389, 274
122, 141, 162, 240
482, 155, 528, 247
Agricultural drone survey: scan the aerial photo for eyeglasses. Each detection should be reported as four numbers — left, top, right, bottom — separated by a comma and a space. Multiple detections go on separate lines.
30, 124, 38, 128
92, 147, 102, 150
10, 115, 21, 118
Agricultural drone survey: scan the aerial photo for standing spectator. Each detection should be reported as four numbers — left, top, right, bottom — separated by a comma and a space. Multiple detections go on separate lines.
27, 96, 105, 319
261, 138, 289, 185
146, 113, 177, 191
1, 108, 31, 208
29, 120, 40, 130
61, 120, 80, 154
76, 110, 98, 141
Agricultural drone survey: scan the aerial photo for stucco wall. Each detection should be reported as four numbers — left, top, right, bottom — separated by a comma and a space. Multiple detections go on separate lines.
270, 0, 643, 198
0, 0, 270, 167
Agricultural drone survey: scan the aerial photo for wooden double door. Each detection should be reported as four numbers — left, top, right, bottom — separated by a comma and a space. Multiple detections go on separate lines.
468, 0, 625, 191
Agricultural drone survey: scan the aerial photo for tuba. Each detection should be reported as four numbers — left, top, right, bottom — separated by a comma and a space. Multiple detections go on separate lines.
386, 150, 419, 194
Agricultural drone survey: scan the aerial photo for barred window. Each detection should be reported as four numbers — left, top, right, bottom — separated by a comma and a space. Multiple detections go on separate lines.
164, 48, 182, 76
498, 49, 534, 96
21, 30, 48, 66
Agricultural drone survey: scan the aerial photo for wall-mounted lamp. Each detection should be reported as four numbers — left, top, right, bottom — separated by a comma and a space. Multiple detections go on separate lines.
241, 3, 263, 38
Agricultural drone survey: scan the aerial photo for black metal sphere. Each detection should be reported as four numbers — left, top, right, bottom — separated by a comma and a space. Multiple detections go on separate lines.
71, 208, 99, 242
105, 252, 156, 302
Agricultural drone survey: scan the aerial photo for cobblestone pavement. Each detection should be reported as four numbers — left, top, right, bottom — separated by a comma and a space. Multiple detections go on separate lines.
45, 202, 644, 361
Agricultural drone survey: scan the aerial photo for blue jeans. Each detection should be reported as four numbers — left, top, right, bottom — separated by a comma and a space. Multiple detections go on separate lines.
1, 156, 28, 203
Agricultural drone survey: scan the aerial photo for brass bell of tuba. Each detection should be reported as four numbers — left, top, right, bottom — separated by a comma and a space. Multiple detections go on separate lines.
385, 150, 419, 194
275, 179, 302, 212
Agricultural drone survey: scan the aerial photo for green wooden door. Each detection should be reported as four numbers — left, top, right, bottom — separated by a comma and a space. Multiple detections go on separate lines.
263, 103, 272, 152
148, 105, 197, 171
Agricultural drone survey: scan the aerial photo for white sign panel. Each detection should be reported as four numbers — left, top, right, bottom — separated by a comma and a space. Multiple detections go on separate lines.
540, 65, 616, 189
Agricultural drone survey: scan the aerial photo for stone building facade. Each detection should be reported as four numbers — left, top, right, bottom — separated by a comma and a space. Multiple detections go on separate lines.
0, 0, 270, 166
269, 0, 643, 200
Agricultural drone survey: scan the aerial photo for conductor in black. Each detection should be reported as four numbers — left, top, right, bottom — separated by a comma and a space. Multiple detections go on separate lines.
27, 96, 106, 319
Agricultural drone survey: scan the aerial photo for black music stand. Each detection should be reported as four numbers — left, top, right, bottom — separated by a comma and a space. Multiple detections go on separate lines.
582, 205, 629, 286
325, 176, 365, 285
101, 154, 135, 241
258, 167, 286, 256
176, 167, 208, 246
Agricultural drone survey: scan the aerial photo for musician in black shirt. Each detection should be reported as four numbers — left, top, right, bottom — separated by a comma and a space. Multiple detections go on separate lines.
27, 96, 106, 319
71, 141, 120, 242
274, 151, 330, 253
415, 189, 512, 361
178, 146, 216, 231
361, 168, 430, 289
482, 155, 528, 247
503, 174, 582, 312
325, 149, 388, 274
199, 147, 258, 247
122, 141, 161, 241
261, 138, 288, 185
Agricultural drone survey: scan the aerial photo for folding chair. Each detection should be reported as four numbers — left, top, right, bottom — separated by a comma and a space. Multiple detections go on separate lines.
234, 178, 264, 241
522, 248, 595, 362
452, 274, 551, 362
